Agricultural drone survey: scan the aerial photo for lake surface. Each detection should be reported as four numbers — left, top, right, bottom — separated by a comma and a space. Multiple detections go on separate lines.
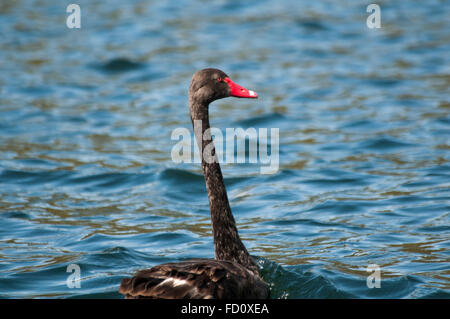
0, 0, 449, 298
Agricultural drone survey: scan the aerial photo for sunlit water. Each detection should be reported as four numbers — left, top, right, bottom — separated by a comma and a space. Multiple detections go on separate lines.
0, 0, 449, 298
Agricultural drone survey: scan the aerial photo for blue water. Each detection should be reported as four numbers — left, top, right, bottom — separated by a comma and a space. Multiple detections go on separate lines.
0, 0, 449, 298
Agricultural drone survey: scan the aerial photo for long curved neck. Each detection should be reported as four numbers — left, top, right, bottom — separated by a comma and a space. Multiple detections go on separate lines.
189, 97, 258, 274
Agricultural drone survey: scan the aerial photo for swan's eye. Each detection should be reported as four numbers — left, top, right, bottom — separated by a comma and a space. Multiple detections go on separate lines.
217, 77, 222, 82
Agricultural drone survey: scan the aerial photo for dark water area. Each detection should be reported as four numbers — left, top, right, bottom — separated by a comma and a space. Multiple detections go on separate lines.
0, 0, 449, 298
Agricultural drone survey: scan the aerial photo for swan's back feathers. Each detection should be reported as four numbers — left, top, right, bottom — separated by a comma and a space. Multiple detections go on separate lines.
119, 259, 269, 299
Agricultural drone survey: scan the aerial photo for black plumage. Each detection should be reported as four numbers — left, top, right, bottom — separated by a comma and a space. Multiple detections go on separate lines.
119, 259, 268, 299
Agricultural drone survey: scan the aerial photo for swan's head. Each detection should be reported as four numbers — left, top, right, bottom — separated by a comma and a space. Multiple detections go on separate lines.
189, 68, 258, 105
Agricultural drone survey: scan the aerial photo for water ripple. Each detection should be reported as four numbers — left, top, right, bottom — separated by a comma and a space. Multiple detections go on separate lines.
0, 0, 449, 299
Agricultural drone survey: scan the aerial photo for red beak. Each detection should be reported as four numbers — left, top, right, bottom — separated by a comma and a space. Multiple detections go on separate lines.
224, 77, 258, 98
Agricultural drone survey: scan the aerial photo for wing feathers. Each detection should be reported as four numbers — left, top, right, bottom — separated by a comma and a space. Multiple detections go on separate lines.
119, 259, 268, 299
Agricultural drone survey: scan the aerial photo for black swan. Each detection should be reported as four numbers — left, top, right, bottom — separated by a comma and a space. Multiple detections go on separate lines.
119, 68, 269, 299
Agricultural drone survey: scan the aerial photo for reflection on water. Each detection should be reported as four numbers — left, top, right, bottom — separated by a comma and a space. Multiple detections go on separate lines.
0, 0, 449, 298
